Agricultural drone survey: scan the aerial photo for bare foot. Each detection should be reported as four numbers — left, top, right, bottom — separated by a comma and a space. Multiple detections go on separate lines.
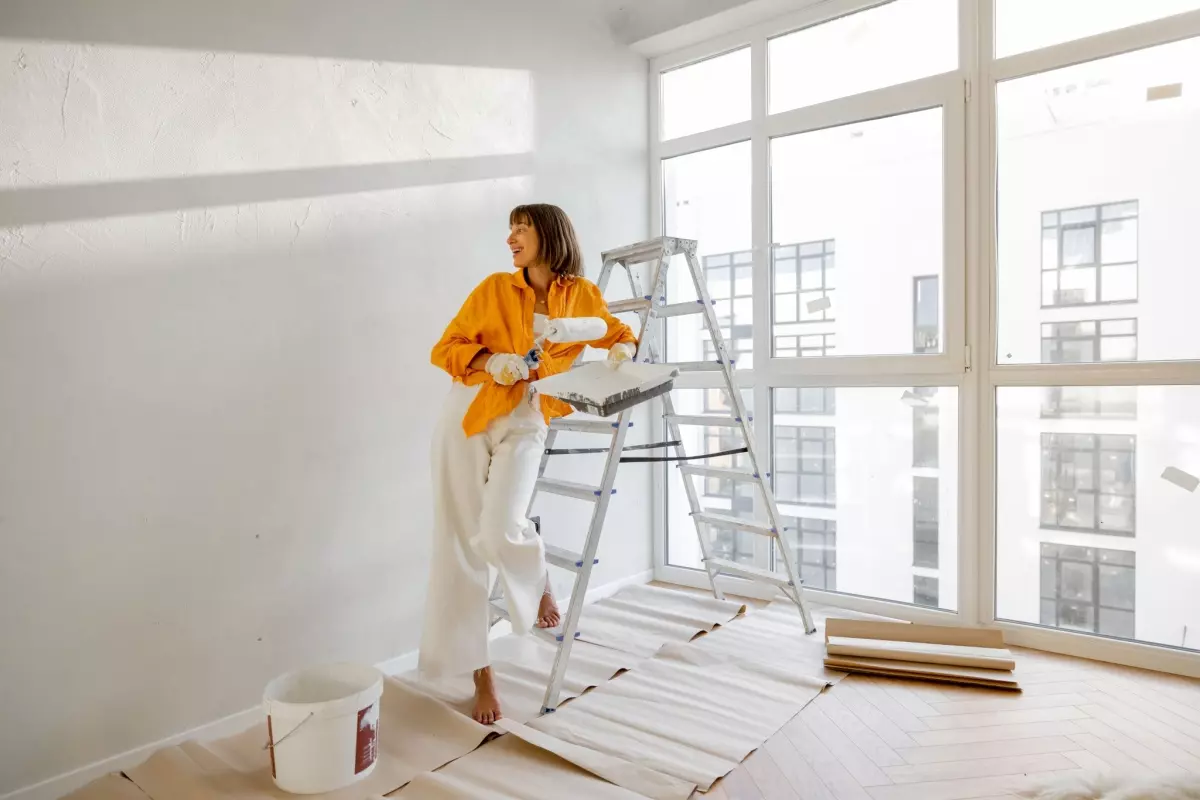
472, 667, 502, 725
536, 589, 561, 629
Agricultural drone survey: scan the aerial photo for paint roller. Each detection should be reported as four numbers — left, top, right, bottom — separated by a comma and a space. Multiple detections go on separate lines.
523, 317, 608, 370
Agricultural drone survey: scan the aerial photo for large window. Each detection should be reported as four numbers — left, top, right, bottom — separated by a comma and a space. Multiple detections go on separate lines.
656, 0, 1200, 663
1040, 543, 1136, 640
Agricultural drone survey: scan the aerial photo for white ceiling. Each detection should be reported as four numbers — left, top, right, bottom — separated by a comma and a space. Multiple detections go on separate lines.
587, 0, 761, 44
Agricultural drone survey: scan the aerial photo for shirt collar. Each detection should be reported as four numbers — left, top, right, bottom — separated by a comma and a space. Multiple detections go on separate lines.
510, 269, 569, 290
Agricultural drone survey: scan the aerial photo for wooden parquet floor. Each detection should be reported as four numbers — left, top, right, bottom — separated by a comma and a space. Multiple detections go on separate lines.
703, 624, 1200, 798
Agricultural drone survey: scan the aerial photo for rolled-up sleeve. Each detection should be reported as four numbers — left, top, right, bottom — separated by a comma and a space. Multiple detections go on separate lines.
582, 281, 637, 350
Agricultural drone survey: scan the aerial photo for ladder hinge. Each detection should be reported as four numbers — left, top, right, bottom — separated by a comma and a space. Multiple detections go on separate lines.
964, 344, 972, 371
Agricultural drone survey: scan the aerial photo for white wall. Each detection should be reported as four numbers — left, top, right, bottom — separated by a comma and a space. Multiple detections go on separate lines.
0, 1, 649, 794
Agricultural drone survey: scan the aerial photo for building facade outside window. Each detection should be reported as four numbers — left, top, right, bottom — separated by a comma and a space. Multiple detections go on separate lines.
1040, 433, 1136, 536
1040, 543, 1135, 639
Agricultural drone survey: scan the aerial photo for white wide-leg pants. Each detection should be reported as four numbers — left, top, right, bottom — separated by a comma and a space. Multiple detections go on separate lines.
418, 383, 549, 677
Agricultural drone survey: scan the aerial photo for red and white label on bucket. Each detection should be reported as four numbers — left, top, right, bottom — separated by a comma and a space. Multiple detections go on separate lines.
355, 702, 379, 774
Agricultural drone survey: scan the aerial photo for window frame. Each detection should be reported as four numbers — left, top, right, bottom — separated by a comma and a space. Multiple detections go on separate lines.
649, 0, 1200, 676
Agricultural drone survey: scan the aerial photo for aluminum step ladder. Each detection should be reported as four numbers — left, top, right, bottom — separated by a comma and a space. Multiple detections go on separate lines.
489, 235, 817, 714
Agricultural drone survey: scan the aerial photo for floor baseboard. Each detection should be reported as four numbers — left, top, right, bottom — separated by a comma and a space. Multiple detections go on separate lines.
2, 569, 653, 800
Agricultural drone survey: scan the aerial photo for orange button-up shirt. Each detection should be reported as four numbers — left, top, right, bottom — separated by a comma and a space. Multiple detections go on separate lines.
432, 270, 637, 436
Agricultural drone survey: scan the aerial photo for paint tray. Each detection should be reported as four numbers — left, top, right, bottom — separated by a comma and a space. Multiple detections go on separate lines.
533, 361, 679, 417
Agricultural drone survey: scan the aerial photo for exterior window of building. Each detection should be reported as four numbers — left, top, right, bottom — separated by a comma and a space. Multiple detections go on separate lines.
913, 476, 939, 568
786, 517, 836, 590
1041, 543, 1135, 639
913, 275, 939, 353
775, 426, 836, 506
776, 387, 836, 415
774, 239, 835, 325
1041, 318, 1137, 363
1041, 433, 1136, 536
914, 575, 939, 608
703, 250, 754, 363
1041, 202, 1138, 307
775, 333, 835, 359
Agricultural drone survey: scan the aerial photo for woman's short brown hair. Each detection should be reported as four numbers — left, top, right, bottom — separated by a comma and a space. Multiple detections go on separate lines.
509, 203, 585, 279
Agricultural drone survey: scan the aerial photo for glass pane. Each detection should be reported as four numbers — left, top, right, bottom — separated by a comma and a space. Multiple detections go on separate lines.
997, 38, 1200, 362
768, 0, 957, 113
663, 142, 753, 368
771, 109, 943, 356
773, 387, 959, 610
997, 386, 1200, 650
666, 388, 757, 570
660, 48, 751, 140
996, 0, 1200, 57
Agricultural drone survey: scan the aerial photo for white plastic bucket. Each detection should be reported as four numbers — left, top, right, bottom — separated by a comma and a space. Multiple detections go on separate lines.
263, 663, 383, 794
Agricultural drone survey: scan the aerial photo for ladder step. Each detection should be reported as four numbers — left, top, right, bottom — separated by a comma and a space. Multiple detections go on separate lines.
489, 600, 580, 643
678, 464, 759, 481
545, 543, 598, 571
706, 557, 795, 588
655, 300, 709, 318
550, 418, 627, 434
536, 477, 614, 501
665, 414, 747, 428
670, 360, 730, 372
606, 298, 708, 319
607, 297, 654, 315
692, 511, 777, 538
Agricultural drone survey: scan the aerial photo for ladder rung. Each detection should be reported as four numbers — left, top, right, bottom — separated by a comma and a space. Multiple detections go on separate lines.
550, 418, 626, 434
678, 464, 759, 481
489, 600, 581, 643
655, 300, 709, 318
607, 297, 654, 314
706, 557, 794, 588
545, 543, 598, 571
536, 477, 614, 501
692, 511, 777, 538
665, 414, 746, 428
670, 360, 730, 372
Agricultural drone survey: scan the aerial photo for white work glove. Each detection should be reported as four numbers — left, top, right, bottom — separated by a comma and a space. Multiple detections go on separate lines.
606, 342, 636, 369
485, 353, 530, 386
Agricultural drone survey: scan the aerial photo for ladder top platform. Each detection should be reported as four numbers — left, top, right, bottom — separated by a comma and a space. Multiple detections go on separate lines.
601, 236, 697, 264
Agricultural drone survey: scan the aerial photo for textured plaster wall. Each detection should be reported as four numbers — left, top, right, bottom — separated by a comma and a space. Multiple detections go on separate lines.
0, 1, 648, 793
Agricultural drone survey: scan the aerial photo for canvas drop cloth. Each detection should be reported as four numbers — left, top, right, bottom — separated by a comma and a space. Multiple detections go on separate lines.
573, 583, 746, 658
390, 734, 655, 800
125, 678, 491, 800
524, 636, 829, 791
401, 637, 640, 724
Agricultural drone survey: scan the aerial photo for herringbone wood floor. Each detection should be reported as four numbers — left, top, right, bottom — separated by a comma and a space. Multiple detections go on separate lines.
703, 643, 1200, 799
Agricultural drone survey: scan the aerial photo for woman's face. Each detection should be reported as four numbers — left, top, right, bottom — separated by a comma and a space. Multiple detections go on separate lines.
507, 220, 540, 269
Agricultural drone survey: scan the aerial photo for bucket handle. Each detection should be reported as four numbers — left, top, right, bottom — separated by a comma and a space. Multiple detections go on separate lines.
263, 712, 315, 752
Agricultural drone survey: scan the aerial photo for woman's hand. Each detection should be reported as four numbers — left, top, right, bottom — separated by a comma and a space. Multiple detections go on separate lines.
607, 342, 636, 369
485, 353, 531, 386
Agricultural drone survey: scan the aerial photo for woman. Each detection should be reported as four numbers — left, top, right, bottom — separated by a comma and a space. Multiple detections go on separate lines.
420, 203, 636, 723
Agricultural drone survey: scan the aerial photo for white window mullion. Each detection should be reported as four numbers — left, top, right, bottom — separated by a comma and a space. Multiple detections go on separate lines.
750, 34, 773, 570
658, 122, 754, 160
765, 71, 961, 138
961, 0, 990, 628
992, 7, 1200, 82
